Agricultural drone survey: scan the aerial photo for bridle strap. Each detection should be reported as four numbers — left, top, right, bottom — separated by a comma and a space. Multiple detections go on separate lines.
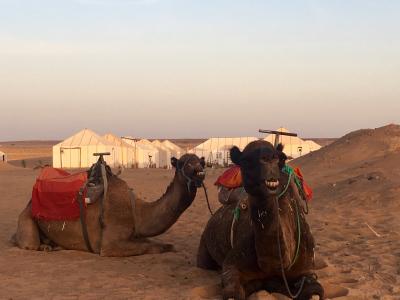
176, 158, 213, 215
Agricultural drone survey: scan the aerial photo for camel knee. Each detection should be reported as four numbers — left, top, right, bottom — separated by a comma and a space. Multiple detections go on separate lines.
16, 205, 40, 251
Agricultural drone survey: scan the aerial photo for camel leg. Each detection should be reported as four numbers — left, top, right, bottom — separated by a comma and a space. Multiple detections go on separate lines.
197, 234, 219, 270
221, 252, 245, 300
100, 238, 175, 257
15, 201, 40, 250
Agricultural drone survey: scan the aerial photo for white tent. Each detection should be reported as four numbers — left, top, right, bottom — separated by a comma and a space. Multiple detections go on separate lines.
137, 139, 160, 168
0, 150, 6, 162
190, 137, 259, 166
53, 129, 121, 168
304, 140, 322, 152
103, 133, 135, 168
121, 137, 160, 168
152, 140, 173, 169
162, 140, 184, 159
263, 127, 321, 159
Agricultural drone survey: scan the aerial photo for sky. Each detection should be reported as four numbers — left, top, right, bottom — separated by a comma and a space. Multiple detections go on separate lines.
0, 0, 399, 141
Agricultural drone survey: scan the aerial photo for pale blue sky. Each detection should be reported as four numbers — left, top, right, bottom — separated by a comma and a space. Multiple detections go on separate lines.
0, 0, 399, 140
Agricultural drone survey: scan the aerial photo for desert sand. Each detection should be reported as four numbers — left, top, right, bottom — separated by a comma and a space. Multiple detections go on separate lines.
1, 125, 400, 299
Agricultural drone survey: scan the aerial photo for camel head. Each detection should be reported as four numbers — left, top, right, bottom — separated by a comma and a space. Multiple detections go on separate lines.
171, 154, 206, 189
230, 140, 281, 198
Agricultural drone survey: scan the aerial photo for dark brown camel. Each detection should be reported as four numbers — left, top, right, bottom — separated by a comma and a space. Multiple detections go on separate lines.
15, 154, 206, 256
197, 141, 323, 299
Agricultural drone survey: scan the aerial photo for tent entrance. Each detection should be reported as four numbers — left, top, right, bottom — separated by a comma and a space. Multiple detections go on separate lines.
60, 147, 82, 168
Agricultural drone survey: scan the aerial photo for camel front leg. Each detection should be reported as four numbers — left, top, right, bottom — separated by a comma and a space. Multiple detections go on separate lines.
100, 238, 175, 257
15, 201, 40, 250
221, 252, 245, 300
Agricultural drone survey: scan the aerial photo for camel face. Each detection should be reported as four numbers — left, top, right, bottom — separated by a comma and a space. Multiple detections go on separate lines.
230, 140, 280, 196
171, 154, 206, 188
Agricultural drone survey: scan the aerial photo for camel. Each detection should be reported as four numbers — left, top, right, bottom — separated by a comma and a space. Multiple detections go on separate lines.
15, 154, 206, 257
197, 140, 324, 299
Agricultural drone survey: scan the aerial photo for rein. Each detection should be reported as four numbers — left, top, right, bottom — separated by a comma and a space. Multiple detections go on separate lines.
276, 170, 305, 298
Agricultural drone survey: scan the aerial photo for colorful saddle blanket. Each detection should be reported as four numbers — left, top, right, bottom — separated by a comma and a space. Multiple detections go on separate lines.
215, 165, 313, 202
214, 166, 242, 188
31, 167, 87, 221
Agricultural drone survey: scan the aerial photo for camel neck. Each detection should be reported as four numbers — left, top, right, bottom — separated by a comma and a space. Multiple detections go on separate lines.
249, 192, 296, 272
133, 173, 197, 238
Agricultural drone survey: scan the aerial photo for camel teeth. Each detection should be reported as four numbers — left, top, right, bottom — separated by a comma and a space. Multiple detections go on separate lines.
266, 180, 279, 188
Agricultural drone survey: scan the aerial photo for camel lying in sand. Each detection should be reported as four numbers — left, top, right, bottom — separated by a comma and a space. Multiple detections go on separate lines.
15, 154, 206, 257
197, 141, 324, 300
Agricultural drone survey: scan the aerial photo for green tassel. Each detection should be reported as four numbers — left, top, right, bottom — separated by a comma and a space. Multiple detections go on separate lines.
233, 207, 241, 221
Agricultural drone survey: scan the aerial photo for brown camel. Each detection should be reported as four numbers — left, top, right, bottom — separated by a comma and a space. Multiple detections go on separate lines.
197, 140, 324, 299
15, 154, 206, 257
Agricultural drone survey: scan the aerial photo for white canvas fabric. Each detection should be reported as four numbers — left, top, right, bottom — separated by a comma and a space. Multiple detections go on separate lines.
162, 140, 184, 159
190, 137, 259, 166
0, 151, 6, 162
53, 129, 121, 168
152, 140, 173, 168
263, 127, 321, 159
103, 133, 135, 168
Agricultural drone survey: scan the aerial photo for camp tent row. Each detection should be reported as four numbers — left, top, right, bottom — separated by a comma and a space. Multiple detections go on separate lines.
53, 128, 321, 169
53, 129, 184, 169
189, 128, 321, 167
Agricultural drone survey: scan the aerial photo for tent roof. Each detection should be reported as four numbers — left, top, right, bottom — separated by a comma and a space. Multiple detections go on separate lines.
162, 140, 183, 152
304, 140, 322, 151
137, 140, 158, 151
152, 140, 163, 147
103, 133, 133, 148
55, 129, 115, 147
152, 140, 171, 152
193, 137, 259, 151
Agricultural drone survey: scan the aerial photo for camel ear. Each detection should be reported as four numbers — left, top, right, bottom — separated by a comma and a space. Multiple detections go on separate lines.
171, 157, 178, 168
200, 156, 205, 167
230, 146, 242, 165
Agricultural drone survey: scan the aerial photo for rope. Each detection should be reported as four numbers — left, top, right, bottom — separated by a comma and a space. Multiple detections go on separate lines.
275, 196, 306, 298
278, 168, 302, 270
202, 182, 213, 215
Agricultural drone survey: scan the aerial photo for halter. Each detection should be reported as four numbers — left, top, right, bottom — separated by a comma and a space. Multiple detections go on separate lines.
176, 157, 213, 215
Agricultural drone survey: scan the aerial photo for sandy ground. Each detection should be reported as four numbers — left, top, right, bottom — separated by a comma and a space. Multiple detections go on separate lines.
0, 125, 399, 299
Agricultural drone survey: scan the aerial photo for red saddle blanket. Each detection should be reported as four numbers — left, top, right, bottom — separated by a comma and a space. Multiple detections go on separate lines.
214, 166, 242, 188
31, 167, 87, 221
